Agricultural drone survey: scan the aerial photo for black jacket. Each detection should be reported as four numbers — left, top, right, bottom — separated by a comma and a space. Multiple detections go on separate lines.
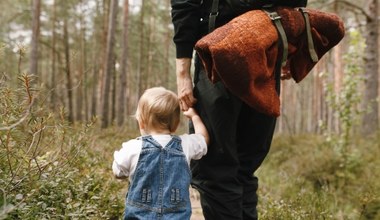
171, 0, 235, 58
170, 0, 307, 58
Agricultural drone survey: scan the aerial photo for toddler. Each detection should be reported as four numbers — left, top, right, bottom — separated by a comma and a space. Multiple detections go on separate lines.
112, 86, 209, 220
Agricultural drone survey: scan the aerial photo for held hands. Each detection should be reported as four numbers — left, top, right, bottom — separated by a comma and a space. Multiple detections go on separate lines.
177, 75, 196, 111
183, 107, 210, 145
183, 107, 199, 120
176, 58, 197, 111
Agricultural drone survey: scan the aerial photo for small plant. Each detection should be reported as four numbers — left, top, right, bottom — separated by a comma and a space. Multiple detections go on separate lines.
319, 29, 366, 188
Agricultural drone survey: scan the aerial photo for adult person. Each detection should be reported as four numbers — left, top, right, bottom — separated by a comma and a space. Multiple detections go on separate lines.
171, 0, 305, 219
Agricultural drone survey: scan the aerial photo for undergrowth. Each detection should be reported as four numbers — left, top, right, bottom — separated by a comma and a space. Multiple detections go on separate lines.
1, 74, 379, 220
258, 134, 380, 220
0, 74, 126, 219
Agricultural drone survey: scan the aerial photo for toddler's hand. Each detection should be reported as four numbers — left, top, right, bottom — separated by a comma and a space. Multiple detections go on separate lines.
183, 107, 198, 119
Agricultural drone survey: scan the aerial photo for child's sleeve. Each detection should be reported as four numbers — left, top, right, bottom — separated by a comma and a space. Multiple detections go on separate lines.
181, 134, 207, 162
112, 141, 136, 178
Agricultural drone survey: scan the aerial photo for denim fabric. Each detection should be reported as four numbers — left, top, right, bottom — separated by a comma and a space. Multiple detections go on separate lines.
124, 135, 192, 220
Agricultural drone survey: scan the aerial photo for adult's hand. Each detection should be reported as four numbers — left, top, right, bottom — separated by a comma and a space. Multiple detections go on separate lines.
176, 58, 197, 111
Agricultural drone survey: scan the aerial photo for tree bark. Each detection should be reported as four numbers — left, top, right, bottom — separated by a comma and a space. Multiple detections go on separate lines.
137, 0, 146, 98
90, 0, 106, 119
29, 0, 41, 76
101, 0, 118, 128
91, 60, 99, 119
50, 0, 57, 111
147, 6, 154, 87
64, 17, 74, 123
164, 0, 171, 89
76, 2, 85, 122
111, 58, 117, 124
362, 0, 379, 134
117, 0, 129, 126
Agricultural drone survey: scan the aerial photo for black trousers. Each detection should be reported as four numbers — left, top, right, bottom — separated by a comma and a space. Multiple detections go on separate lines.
190, 56, 277, 220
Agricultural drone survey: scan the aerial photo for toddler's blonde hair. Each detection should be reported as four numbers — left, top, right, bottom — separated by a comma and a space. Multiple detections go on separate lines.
135, 87, 180, 132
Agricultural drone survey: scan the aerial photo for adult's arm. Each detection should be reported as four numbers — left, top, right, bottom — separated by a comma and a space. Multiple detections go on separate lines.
176, 58, 195, 111
171, 0, 202, 110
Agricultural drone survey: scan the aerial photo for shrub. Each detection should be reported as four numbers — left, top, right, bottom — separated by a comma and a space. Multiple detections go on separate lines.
0, 74, 124, 219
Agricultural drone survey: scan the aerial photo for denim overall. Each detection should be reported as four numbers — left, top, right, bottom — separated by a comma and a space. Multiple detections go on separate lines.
124, 135, 192, 220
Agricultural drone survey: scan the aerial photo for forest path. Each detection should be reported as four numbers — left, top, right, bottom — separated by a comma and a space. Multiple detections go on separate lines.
190, 188, 204, 220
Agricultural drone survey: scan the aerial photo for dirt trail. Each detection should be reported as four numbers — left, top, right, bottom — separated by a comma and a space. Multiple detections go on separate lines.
190, 188, 204, 220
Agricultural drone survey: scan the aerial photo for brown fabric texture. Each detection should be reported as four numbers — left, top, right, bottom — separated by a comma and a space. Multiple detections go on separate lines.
195, 7, 345, 117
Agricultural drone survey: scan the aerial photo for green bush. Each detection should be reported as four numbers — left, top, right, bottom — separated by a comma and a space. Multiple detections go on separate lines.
0, 74, 124, 219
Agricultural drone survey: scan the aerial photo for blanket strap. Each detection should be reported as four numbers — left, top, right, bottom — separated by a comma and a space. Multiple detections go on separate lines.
298, 7, 319, 62
264, 10, 288, 68
208, 0, 219, 32
264, 9, 288, 95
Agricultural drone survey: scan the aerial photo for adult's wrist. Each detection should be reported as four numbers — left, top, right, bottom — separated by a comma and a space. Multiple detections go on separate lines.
176, 58, 192, 77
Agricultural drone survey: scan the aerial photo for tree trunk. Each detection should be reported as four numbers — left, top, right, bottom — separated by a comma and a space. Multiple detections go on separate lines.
117, 0, 129, 126
333, 43, 343, 133
76, 4, 85, 122
101, 0, 118, 128
82, 21, 89, 122
29, 0, 41, 76
111, 58, 117, 124
90, 0, 105, 118
147, 7, 154, 87
314, 59, 325, 134
64, 17, 74, 123
91, 60, 99, 119
164, 0, 171, 89
362, 0, 379, 134
137, 0, 146, 98
50, 0, 57, 111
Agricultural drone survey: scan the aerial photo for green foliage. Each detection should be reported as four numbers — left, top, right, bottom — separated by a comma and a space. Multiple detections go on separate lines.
323, 30, 365, 139
258, 134, 380, 220
1, 73, 379, 219
0, 75, 124, 219
318, 29, 367, 188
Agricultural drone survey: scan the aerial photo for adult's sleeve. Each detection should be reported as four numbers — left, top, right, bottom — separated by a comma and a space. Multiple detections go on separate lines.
171, 0, 203, 58
277, 0, 308, 7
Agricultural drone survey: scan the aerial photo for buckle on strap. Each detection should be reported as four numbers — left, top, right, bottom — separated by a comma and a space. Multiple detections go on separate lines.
267, 11, 281, 21
208, 0, 220, 32
209, 11, 219, 17
264, 10, 288, 67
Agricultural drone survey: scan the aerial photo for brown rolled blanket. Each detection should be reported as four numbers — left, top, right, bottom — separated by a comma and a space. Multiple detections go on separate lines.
195, 7, 345, 117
